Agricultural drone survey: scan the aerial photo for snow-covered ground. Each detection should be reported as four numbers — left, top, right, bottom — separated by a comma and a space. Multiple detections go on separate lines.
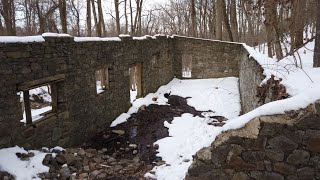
145, 114, 224, 180
112, 77, 240, 127
0, 146, 64, 180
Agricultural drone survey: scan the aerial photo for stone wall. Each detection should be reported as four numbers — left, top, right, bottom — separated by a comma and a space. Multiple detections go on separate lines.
0, 35, 250, 148
186, 100, 320, 180
172, 36, 243, 79
0, 35, 174, 148
239, 53, 265, 113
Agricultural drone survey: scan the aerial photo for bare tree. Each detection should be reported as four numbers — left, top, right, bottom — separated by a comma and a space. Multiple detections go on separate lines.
97, 0, 105, 36
86, 0, 91, 36
191, 0, 196, 37
313, 0, 320, 67
70, 0, 80, 36
124, 0, 128, 34
230, 0, 238, 41
1, 0, 16, 35
265, 0, 283, 59
114, 0, 121, 35
58, 0, 67, 33
291, 0, 306, 50
91, 0, 98, 36
222, 0, 233, 41
215, 0, 223, 40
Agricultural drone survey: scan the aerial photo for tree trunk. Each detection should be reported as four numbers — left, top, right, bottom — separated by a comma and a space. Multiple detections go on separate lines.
87, 0, 92, 36
291, 0, 306, 50
25, 0, 31, 34
222, 0, 233, 41
313, 0, 320, 67
0, 14, 3, 35
91, 0, 99, 36
215, 0, 223, 40
265, 0, 283, 59
97, 0, 105, 36
1, 0, 16, 35
114, 0, 121, 35
71, 1, 80, 36
138, 0, 143, 36
230, 0, 238, 41
202, 0, 208, 37
130, 0, 134, 35
265, 0, 275, 58
58, 0, 67, 33
191, 0, 197, 37
35, 0, 44, 34
124, 0, 128, 34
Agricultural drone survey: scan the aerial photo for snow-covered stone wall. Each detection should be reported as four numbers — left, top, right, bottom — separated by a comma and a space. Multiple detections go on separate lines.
0, 35, 174, 148
186, 100, 320, 180
0, 35, 264, 148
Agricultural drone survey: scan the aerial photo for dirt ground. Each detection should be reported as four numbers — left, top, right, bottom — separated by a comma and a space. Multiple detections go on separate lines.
83, 95, 204, 162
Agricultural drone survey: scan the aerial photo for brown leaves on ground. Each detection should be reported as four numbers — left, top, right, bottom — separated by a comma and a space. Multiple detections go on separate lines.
256, 75, 289, 104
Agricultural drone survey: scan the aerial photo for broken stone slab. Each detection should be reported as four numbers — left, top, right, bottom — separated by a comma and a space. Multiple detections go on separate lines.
129, 144, 138, 149
132, 150, 138, 155
112, 130, 125, 135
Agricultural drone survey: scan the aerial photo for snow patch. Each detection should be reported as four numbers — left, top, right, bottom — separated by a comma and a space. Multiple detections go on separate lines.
133, 35, 156, 40
119, 34, 131, 38
74, 37, 121, 42
42, 33, 71, 37
146, 114, 223, 180
111, 77, 240, 127
0, 36, 45, 43
0, 146, 49, 180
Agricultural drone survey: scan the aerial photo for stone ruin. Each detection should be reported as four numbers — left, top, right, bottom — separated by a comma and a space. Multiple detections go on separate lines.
0, 34, 319, 179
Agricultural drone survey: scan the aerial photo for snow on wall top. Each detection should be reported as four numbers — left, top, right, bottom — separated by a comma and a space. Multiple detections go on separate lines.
0, 33, 171, 43
0, 35, 45, 43
0, 33, 246, 44
171, 35, 244, 45
74, 37, 121, 42
42, 33, 71, 37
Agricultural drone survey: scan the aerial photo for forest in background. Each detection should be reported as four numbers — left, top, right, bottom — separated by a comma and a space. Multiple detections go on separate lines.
0, 0, 319, 61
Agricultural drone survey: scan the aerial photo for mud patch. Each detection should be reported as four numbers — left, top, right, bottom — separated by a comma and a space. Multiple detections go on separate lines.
83, 96, 204, 161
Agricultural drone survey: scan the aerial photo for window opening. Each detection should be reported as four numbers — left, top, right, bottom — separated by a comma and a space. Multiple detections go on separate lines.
17, 74, 64, 124
129, 63, 142, 103
182, 54, 192, 78
20, 85, 56, 124
95, 68, 109, 94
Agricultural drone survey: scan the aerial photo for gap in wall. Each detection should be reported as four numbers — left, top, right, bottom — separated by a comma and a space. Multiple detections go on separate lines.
129, 63, 142, 103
